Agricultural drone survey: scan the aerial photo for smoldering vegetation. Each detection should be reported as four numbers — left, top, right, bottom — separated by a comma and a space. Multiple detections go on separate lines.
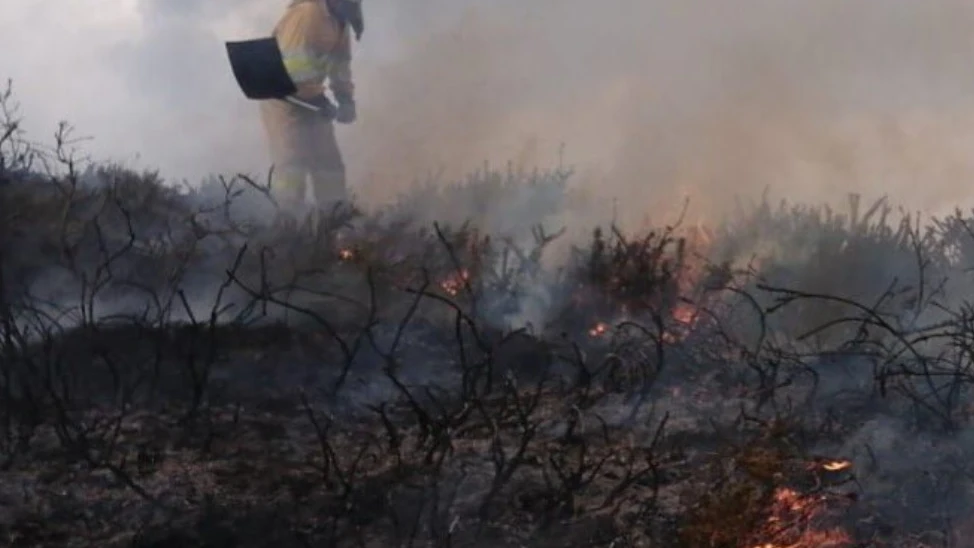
6, 84, 974, 548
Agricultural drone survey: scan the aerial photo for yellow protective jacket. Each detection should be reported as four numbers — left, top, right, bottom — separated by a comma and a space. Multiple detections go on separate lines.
274, 0, 355, 102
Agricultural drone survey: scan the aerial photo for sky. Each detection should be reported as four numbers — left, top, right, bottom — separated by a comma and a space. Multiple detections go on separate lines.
6, 1, 974, 224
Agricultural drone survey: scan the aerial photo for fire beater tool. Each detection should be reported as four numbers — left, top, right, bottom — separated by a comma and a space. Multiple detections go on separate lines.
225, 37, 332, 116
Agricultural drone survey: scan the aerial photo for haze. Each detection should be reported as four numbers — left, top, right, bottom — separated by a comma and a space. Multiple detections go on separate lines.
5, 0, 974, 224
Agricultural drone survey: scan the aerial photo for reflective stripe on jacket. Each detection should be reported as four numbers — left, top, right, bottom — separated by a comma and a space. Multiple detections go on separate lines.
274, 0, 355, 101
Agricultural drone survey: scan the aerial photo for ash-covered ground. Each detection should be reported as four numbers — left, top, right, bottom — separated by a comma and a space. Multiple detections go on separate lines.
6, 90, 974, 548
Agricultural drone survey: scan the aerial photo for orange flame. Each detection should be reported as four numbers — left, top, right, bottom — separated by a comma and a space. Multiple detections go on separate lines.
750, 488, 853, 548
339, 248, 355, 261
805, 458, 853, 473
663, 225, 716, 342
662, 302, 703, 343
822, 460, 852, 472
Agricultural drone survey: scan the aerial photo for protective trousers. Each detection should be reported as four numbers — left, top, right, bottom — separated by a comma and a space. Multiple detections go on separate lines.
259, 98, 347, 213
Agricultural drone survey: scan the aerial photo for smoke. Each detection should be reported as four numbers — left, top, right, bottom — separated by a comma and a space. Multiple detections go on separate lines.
347, 0, 974, 227
7, 0, 974, 226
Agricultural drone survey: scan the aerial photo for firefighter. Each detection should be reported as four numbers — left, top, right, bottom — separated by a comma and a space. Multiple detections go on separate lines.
259, 0, 364, 215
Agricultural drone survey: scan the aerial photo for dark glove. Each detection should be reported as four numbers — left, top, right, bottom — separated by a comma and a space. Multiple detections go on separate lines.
335, 97, 357, 124
305, 95, 336, 118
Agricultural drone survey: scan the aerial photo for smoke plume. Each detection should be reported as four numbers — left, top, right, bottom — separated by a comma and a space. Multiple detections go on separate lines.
6, 0, 974, 226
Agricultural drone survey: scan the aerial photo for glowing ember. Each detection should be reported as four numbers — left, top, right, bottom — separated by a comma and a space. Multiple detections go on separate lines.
440, 269, 470, 296
663, 302, 700, 343
338, 248, 355, 261
671, 302, 700, 325
749, 487, 853, 548
588, 322, 609, 337
663, 302, 701, 343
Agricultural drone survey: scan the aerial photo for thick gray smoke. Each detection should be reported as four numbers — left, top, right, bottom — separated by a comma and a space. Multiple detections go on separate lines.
6, 0, 974, 226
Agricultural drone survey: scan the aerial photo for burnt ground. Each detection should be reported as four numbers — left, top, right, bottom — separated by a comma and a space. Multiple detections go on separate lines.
6, 89, 974, 547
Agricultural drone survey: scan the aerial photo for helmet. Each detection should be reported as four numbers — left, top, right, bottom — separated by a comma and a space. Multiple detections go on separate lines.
329, 0, 364, 41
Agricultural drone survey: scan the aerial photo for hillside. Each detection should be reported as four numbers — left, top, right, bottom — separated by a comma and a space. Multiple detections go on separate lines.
4, 85, 974, 548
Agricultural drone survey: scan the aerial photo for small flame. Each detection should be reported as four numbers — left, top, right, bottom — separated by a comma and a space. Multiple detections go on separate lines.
339, 248, 355, 261
440, 268, 470, 296
805, 458, 853, 473
588, 322, 609, 337
672, 302, 699, 325
773, 487, 809, 512
749, 487, 853, 548
822, 460, 852, 472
